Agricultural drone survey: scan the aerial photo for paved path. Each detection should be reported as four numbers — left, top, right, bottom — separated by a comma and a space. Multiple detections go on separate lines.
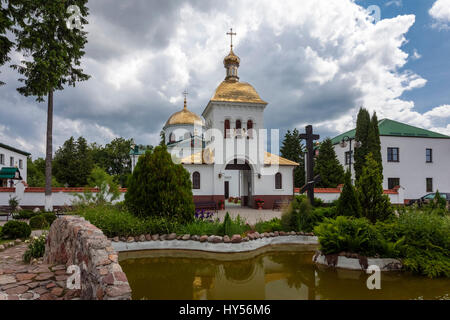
0, 242, 79, 300
216, 208, 283, 225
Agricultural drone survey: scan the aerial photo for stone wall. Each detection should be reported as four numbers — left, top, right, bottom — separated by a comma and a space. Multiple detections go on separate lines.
43, 216, 131, 300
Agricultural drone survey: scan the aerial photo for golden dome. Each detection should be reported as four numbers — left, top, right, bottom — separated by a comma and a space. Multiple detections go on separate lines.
211, 81, 267, 104
165, 100, 204, 128
224, 49, 240, 67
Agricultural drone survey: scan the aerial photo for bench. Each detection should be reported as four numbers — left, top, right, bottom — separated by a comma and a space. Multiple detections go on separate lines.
195, 201, 218, 212
272, 199, 291, 211
0, 212, 12, 221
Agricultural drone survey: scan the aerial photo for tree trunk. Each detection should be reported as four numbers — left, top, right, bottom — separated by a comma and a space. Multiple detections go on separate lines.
44, 90, 53, 212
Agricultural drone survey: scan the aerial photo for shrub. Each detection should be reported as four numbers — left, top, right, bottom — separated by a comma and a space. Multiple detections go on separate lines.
125, 146, 195, 223
29, 215, 49, 230
23, 233, 47, 263
314, 216, 383, 257
357, 153, 393, 223
77, 204, 179, 237
178, 220, 222, 237
337, 170, 362, 217
255, 218, 283, 233
217, 213, 249, 237
393, 211, 450, 278
1, 220, 31, 239
41, 212, 57, 226
282, 195, 319, 232
12, 210, 37, 220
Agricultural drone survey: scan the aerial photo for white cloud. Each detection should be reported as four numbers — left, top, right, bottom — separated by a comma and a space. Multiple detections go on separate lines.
386, 0, 403, 7
1, 0, 449, 158
430, 0, 450, 29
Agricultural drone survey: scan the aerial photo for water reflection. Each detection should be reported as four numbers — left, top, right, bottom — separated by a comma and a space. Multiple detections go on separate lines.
119, 251, 450, 300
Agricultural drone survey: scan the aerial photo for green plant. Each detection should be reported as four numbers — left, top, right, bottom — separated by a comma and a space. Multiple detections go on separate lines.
12, 210, 36, 220
337, 170, 362, 217
282, 195, 319, 232
314, 138, 345, 188
125, 145, 195, 223
8, 196, 19, 212
255, 218, 283, 233
1, 220, 31, 239
357, 153, 393, 223
314, 216, 383, 257
23, 233, 47, 263
217, 213, 249, 237
29, 215, 49, 230
41, 212, 57, 226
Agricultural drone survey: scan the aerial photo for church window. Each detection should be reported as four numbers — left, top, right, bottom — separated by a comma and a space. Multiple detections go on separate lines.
193, 172, 201, 189
225, 120, 230, 138
236, 120, 242, 129
247, 120, 253, 139
275, 173, 282, 190
169, 133, 176, 144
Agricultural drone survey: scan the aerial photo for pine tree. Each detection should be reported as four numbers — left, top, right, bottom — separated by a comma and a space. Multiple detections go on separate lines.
0, 1, 13, 85
11, 1, 90, 210
337, 170, 361, 217
354, 108, 371, 181
357, 153, 393, 223
280, 129, 305, 187
367, 112, 382, 177
125, 145, 195, 223
314, 138, 345, 188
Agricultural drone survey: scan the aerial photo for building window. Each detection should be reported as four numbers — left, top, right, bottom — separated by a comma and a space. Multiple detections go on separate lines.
275, 172, 282, 190
235, 120, 242, 138
169, 133, 176, 144
224, 120, 230, 138
388, 178, 400, 190
426, 149, 433, 163
387, 148, 399, 162
0, 154, 4, 165
19, 159, 23, 169
247, 120, 253, 139
193, 172, 201, 190
345, 151, 353, 165
10, 157, 14, 167
426, 178, 433, 193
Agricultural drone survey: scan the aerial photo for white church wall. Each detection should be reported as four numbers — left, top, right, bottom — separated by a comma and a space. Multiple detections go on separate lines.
254, 166, 295, 196
183, 165, 215, 196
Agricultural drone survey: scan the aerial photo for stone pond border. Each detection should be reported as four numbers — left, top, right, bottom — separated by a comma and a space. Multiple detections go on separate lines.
313, 251, 403, 272
112, 233, 320, 254
43, 216, 131, 300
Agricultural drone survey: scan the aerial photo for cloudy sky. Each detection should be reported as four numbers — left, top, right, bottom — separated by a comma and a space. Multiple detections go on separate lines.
1, 0, 450, 159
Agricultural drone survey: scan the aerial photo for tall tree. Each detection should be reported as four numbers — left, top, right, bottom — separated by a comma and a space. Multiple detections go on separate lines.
11, 0, 90, 210
280, 129, 305, 187
367, 112, 382, 177
314, 138, 345, 188
103, 138, 134, 187
0, 0, 13, 85
53, 136, 93, 187
357, 153, 393, 223
354, 108, 371, 181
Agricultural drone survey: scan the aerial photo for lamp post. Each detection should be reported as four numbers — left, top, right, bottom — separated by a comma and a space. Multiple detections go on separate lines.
340, 136, 360, 172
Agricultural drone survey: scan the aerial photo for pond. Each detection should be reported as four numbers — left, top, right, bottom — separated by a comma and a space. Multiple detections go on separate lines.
119, 246, 450, 300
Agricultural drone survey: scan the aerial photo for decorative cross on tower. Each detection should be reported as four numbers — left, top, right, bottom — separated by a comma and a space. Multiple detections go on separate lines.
183, 89, 188, 109
227, 28, 237, 49
300, 125, 321, 205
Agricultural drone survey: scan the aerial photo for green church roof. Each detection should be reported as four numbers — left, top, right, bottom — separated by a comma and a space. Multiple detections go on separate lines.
331, 119, 450, 145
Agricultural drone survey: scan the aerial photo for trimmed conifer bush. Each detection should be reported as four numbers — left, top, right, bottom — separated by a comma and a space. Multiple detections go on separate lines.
337, 170, 362, 217
357, 153, 393, 223
29, 215, 49, 230
125, 145, 195, 223
1, 220, 31, 239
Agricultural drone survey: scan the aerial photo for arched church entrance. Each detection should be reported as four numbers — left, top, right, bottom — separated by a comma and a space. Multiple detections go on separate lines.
224, 159, 253, 208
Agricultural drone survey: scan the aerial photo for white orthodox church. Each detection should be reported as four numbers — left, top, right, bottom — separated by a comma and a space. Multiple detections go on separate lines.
132, 32, 298, 209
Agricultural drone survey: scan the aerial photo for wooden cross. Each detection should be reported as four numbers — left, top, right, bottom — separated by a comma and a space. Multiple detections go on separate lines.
300, 125, 320, 204
227, 28, 237, 49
